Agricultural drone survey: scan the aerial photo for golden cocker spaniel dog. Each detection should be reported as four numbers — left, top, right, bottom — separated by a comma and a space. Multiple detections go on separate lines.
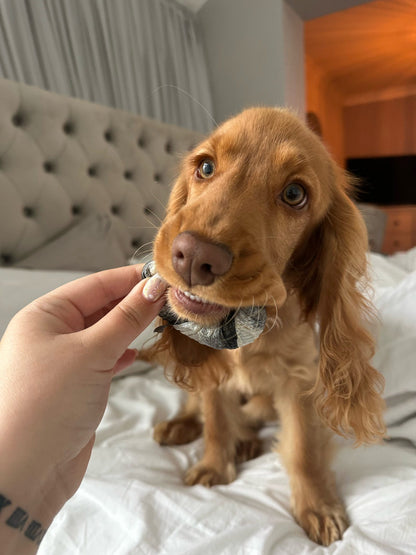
138, 107, 386, 546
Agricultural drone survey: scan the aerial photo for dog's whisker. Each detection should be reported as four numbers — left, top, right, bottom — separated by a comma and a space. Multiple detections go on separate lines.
140, 215, 161, 232
151, 84, 218, 128
226, 300, 243, 327
149, 190, 168, 213
128, 225, 161, 232
144, 207, 164, 226
260, 294, 281, 336
131, 242, 154, 262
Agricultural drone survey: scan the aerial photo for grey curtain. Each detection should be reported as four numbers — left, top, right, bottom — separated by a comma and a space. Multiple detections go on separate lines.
0, 0, 214, 132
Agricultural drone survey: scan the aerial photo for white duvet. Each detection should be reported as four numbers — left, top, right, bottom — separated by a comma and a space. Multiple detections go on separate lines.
1, 250, 416, 554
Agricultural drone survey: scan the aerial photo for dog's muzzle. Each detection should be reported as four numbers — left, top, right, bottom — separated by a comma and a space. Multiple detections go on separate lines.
142, 261, 267, 350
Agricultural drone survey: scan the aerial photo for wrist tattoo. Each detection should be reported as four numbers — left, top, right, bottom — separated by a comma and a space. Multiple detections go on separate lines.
0, 493, 47, 545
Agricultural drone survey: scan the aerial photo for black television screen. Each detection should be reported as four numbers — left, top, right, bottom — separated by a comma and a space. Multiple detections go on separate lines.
346, 155, 416, 205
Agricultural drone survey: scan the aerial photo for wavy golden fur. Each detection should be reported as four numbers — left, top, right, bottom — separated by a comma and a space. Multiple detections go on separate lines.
138, 107, 385, 545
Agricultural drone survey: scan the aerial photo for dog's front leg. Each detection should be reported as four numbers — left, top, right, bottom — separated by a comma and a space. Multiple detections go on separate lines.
275, 388, 349, 546
185, 387, 240, 487
153, 392, 203, 446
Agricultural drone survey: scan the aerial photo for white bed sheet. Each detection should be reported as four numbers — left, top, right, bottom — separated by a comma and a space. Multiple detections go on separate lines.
42, 371, 416, 555
2, 250, 416, 554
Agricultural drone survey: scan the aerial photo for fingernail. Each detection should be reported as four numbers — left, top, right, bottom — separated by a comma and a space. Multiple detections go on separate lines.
143, 273, 167, 302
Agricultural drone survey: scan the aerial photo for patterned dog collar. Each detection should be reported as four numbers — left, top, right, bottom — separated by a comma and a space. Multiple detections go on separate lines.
142, 261, 267, 350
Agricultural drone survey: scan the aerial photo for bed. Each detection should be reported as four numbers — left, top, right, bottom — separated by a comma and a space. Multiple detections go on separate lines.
1, 78, 415, 554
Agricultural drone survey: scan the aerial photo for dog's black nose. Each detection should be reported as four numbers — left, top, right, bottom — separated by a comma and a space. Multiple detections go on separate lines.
171, 232, 232, 287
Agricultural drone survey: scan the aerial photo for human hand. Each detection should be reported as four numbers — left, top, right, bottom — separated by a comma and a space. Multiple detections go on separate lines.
0, 265, 166, 552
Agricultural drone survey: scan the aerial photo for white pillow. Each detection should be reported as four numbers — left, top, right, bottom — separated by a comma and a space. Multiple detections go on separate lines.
369, 252, 416, 445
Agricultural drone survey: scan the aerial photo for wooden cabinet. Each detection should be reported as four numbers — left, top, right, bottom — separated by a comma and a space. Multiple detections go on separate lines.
381, 205, 416, 254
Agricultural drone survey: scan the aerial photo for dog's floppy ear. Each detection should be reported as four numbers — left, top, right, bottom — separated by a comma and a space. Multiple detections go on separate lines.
141, 325, 231, 391
293, 170, 385, 444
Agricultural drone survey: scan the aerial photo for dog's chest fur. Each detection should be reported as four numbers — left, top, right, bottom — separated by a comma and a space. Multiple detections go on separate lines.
227, 295, 319, 398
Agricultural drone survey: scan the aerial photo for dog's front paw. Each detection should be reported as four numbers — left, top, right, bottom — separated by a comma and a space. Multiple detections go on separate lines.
296, 506, 349, 546
235, 437, 262, 464
153, 418, 202, 446
185, 462, 236, 488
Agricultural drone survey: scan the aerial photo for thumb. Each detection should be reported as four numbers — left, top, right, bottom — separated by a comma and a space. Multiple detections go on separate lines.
81, 274, 167, 365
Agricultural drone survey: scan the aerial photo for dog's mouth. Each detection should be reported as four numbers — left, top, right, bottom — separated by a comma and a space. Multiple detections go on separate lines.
168, 286, 230, 323
165, 284, 268, 350
142, 261, 269, 349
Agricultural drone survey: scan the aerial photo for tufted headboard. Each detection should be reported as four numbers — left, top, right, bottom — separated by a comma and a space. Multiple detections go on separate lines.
0, 78, 203, 269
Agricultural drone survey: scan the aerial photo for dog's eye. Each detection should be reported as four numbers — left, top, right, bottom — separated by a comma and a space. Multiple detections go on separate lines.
281, 183, 307, 208
196, 159, 215, 179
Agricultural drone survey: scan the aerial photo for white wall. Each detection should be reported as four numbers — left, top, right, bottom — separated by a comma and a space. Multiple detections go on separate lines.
282, 2, 305, 116
198, 0, 305, 124
286, 0, 372, 20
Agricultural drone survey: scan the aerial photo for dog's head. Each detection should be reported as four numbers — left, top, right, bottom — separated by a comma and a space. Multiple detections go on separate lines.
155, 107, 338, 325
152, 107, 385, 443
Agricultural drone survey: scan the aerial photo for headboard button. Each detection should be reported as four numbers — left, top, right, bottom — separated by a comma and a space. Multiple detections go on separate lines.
124, 170, 133, 180
72, 205, 82, 215
23, 206, 35, 218
63, 121, 74, 135
104, 130, 113, 142
1, 253, 12, 265
12, 113, 24, 127
43, 161, 54, 173
88, 166, 97, 177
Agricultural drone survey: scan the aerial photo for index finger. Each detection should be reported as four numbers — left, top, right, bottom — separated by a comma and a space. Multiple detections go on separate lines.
51, 264, 144, 318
